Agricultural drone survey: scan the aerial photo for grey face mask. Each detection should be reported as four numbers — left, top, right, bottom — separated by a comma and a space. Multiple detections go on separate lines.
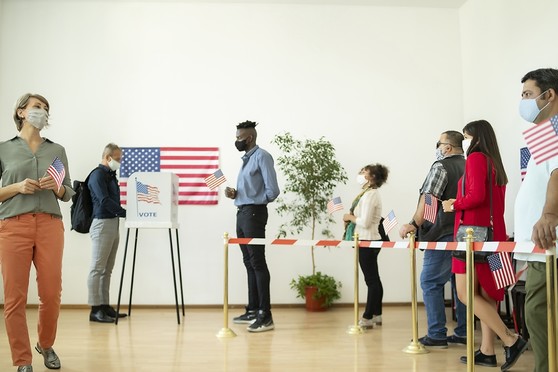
26, 108, 49, 130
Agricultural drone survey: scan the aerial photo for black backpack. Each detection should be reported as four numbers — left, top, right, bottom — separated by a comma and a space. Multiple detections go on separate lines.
70, 167, 101, 233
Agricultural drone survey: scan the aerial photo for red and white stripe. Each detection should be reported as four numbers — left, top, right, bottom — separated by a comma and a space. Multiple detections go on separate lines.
226, 238, 547, 254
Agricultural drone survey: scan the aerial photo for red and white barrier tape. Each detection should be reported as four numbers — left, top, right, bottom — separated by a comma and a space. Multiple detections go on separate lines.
227, 238, 548, 254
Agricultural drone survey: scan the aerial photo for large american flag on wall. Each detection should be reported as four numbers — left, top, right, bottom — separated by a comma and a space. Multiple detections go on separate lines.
119, 147, 220, 205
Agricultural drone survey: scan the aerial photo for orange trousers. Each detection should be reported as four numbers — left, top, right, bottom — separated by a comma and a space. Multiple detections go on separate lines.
0, 213, 64, 366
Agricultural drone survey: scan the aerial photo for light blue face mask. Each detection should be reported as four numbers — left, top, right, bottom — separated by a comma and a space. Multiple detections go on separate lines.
519, 90, 550, 123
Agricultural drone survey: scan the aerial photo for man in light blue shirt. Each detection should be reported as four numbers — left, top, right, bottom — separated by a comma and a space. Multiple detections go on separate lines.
225, 120, 280, 333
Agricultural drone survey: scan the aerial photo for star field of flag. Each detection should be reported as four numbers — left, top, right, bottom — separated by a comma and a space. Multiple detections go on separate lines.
520, 147, 530, 181
522, 114, 558, 164
119, 147, 220, 205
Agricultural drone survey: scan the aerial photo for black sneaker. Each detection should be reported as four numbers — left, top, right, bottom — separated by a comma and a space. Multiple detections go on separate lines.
417, 335, 448, 349
247, 310, 274, 333
460, 349, 497, 367
447, 334, 467, 345
233, 309, 257, 324
501, 336, 528, 371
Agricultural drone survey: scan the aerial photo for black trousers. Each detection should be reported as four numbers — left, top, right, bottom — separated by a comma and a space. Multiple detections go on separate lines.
236, 205, 271, 313
359, 244, 383, 319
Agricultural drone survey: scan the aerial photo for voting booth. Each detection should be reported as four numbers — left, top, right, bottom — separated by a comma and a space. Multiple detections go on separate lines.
125, 172, 179, 228
116, 172, 184, 324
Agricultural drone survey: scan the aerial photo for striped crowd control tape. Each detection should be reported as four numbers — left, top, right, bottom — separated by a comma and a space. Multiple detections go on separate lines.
228, 238, 354, 247
228, 237, 548, 254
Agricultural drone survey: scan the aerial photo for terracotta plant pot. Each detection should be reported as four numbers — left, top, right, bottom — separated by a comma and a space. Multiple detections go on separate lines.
304, 286, 328, 312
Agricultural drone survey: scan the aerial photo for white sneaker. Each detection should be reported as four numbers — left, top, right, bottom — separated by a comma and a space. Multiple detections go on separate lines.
358, 317, 374, 329
372, 315, 382, 326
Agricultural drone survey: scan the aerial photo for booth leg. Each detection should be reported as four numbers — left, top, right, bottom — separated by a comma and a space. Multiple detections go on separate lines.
169, 229, 181, 324
115, 228, 131, 325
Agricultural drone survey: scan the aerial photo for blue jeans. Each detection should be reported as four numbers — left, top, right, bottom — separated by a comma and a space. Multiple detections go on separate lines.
420, 234, 466, 339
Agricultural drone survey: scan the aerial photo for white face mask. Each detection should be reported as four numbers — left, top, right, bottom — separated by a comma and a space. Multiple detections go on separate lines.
435, 148, 445, 161
356, 174, 367, 186
26, 108, 49, 130
519, 90, 550, 123
108, 158, 120, 171
462, 139, 472, 157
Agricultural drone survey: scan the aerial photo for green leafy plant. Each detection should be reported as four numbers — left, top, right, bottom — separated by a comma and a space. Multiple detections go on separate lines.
272, 132, 348, 275
289, 272, 342, 308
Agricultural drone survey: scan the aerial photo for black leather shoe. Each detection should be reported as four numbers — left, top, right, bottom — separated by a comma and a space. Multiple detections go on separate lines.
501, 337, 528, 371
103, 305, 127, 318
89, 309, 115, 323
460, 349, 497, 367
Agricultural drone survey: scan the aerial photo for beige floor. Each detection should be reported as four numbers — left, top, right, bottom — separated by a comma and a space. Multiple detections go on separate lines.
0, 306, 534, 372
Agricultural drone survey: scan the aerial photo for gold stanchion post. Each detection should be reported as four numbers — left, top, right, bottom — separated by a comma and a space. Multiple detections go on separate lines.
465, 228, 474, 372
403, 232, 428, 354
217, 232, 237, 338
546, 247, 556, 371
348, 233, 364, 335
553, 246, 558, 361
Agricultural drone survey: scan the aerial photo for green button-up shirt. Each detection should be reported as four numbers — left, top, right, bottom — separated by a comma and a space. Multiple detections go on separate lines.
0, 136, 74, 219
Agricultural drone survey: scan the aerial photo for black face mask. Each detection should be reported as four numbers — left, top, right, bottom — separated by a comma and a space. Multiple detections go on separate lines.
235, 139, 247, 152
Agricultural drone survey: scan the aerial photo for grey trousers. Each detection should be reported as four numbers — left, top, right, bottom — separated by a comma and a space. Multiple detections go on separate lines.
88, 218, 120, 306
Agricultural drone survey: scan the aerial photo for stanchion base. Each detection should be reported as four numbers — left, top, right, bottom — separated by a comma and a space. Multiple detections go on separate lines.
402, 342, 429, 354
346, 325, 365, 335
216, 328, 237, 338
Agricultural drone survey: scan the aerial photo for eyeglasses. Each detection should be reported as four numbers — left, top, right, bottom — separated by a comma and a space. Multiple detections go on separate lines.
436, 141, 451, 149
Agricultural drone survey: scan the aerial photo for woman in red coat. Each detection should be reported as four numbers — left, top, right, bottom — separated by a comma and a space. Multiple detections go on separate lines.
442, 120, 527, 370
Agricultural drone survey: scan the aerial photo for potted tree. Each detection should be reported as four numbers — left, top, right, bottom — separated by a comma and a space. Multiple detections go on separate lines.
290, 271, 342, 311
272, 132, 347, 311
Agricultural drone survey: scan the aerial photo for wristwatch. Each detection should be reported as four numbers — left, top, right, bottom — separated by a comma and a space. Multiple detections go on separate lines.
409, 220, 419, 229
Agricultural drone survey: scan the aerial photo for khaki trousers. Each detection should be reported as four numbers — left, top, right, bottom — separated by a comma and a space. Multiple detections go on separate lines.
0, 213, 64, 366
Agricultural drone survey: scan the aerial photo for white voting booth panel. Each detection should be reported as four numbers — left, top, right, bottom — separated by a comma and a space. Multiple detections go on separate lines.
117, 171, 184, 324
124, 172, 179, 229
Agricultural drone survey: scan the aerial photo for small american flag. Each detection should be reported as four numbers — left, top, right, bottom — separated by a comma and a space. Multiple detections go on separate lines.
47, 157, 65, 191
327, 197, 344, 214
488, 253, 517, 290
382, 210, 398, 233
522, 114, 558, 165
520, 147, 530, 181
136, 180, 161, 204
204, 169, 226, 190
423, 194, 438, 224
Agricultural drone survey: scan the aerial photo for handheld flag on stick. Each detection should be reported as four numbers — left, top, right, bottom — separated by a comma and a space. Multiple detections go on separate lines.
382, 210, 398, 234
327, 197, 344, 214
423, 194, 438, 223
46, 157, 65, 191
522, 114, 558, 165
488, 253, 517, 290
204, 169, 226, 190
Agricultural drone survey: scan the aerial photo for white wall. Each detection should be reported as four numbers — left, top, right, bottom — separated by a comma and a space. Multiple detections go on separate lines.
0, 1, 465, 305
459, 0, 558, 237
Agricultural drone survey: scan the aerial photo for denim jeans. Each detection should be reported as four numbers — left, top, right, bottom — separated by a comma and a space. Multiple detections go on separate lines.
420, 234, 466, 339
